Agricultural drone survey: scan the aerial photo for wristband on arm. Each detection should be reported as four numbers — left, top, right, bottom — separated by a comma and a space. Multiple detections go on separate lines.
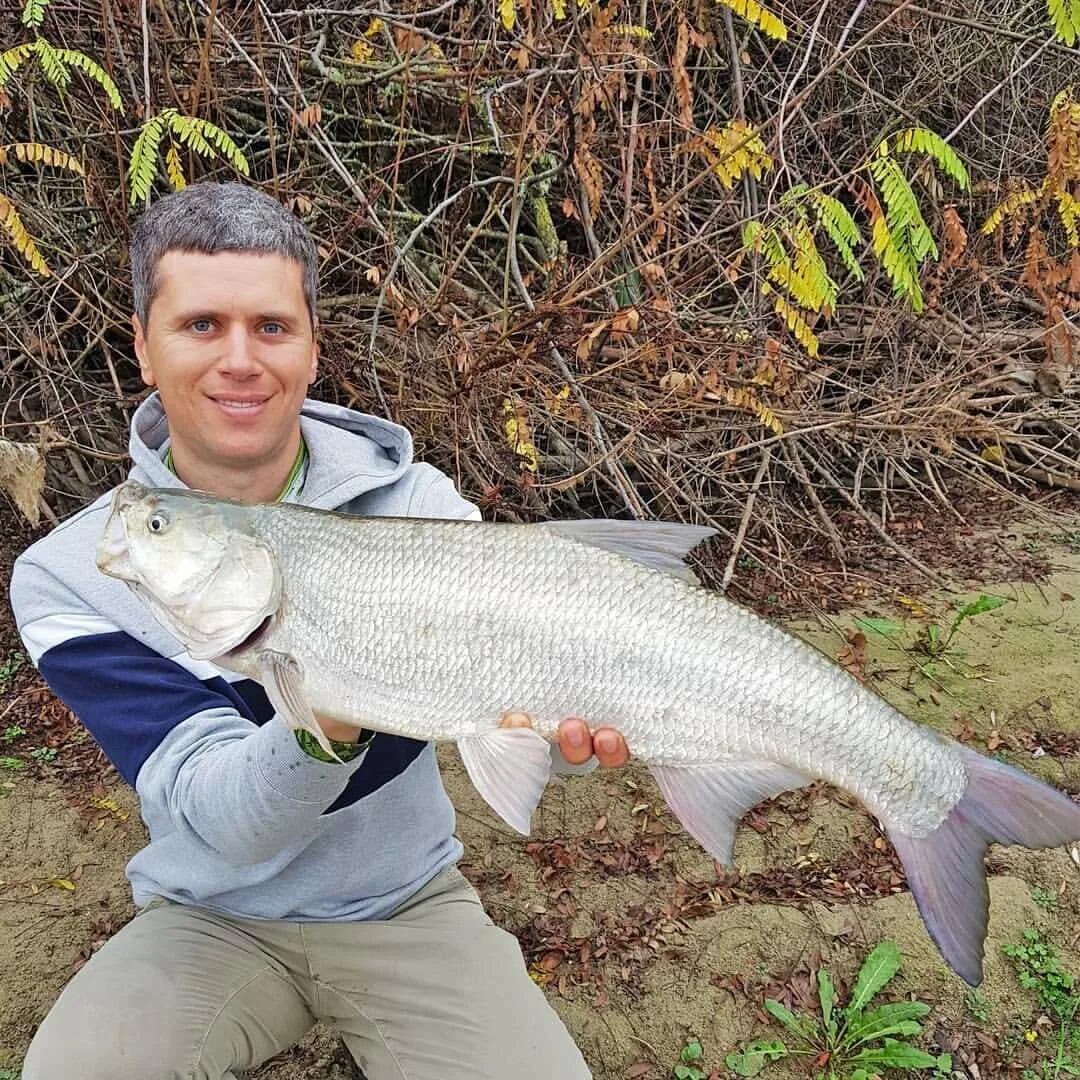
294, 728, 375, 763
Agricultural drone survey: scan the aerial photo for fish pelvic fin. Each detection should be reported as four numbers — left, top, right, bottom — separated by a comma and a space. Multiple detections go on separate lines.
258, 649, 343, 764
650, 760, 810, 867
458, 728, 552, 834
889, 744, 1080, 987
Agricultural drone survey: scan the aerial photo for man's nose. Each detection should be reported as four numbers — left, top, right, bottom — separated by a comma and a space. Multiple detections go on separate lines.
218, 325, 261, 377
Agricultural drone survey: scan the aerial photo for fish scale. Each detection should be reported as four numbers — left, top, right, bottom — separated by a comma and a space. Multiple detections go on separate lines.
96, 480, 1080, 986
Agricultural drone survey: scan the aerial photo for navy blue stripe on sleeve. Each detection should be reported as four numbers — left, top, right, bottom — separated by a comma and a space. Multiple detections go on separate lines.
324, 735, 427, 813
38, 631, 262, 785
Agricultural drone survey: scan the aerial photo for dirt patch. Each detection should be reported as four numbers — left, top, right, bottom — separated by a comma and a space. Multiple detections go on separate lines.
0, 778, 139, 1069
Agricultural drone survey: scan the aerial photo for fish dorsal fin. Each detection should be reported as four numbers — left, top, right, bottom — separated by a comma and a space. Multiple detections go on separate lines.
650, 760, 810, 867
538, 520, 716, 584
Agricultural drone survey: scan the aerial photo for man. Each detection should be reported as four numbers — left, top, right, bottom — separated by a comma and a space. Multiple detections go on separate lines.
10, 182, 628, 1079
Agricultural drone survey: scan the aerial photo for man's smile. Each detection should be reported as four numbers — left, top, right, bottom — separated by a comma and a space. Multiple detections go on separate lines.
208, 393, 271, 419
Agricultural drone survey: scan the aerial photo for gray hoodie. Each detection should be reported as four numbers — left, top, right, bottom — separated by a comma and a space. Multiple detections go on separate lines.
10, 393, 480, 920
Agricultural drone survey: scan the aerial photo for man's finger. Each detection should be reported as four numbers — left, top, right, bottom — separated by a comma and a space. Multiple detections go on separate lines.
500, 711, 534, 729
557, 717, 593, 765
593, 727, 629, 768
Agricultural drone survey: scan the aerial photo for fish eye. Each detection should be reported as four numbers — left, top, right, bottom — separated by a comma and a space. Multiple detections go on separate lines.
148, 512, 170, 534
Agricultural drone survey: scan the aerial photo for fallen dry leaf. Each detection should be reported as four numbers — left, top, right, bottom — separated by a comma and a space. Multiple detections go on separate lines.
836, 630, 867, 683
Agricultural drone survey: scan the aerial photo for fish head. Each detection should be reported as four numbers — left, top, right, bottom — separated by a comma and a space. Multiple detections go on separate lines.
97, 480, 282, 661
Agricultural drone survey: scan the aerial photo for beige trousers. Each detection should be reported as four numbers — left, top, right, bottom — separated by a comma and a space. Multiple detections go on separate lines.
22, 866, 591, 1080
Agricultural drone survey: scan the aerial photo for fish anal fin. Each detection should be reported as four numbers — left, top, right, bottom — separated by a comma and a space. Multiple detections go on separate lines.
458, 728, 552, 834
650, 760, 810, 867
538, 520, 716, 584
259, 649, 343, 764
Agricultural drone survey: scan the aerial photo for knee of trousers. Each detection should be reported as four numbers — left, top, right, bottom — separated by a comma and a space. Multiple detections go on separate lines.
22, 1021, 212, 1080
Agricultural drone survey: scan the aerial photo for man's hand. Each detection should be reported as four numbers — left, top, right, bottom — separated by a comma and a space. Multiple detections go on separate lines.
558, 717, 629, 768
501, 712, 629, 768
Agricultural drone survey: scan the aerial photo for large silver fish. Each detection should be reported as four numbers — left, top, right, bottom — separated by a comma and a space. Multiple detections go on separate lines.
96, 480, 1080, 985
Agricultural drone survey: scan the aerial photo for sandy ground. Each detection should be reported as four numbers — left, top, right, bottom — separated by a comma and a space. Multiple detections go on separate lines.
3, 521, 1080, 1078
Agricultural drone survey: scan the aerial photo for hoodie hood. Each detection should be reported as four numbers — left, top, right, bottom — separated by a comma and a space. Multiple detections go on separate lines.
128, 391, 416, 511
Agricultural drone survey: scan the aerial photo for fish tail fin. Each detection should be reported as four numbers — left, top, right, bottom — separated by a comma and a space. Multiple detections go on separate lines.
888, 745, 1080, 986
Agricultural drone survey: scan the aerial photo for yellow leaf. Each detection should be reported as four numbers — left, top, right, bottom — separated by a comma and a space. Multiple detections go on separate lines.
715, 0, 789, 41
772, 294, 818, 358
8, 142, 83, 173
351, 39, 374, 62
981, 182, 1044, 236
980, 444, 1005, 465
528, 963, 554, 986
896, 593, 929, 618
502, 398, 539, 473
0, 192, 49, 276
606, 24, 652, 39
500, 0, 516, 31
47, 877, 75, 891
695, 121, 772, 189
91, 795, 130, 822
165, 142, 186, 192
553, 0, 568, 17
701, 384, 783, 434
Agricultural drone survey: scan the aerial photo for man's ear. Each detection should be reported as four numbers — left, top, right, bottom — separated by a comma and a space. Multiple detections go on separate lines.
132, 314, 156, 387
308, 324, 319, 384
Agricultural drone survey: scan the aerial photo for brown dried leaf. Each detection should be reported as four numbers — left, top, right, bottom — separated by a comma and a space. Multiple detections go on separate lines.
393, 27, 427, 55
836, 630, 867, 683
294, 103, 322, 130
577, 318, 610, 361
0, 438, 44, 525
660, 370, 696, 395
673, 14, 692, 130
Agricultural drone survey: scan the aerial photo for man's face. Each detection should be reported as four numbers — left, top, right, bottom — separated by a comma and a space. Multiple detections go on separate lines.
132, 250, 318, 468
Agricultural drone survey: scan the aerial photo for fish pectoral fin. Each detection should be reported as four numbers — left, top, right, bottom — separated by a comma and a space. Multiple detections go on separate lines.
650, 760, 810, 867
537, 520, 715, 584
258, 649, 343, 764
458, 728, 553, 835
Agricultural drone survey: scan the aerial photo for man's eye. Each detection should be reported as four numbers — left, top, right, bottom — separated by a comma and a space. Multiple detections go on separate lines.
262, 322, 283, 335
191, 319, 213, 333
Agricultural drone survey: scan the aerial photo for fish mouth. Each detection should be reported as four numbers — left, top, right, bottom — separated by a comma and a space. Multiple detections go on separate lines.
95, 482, 151, 579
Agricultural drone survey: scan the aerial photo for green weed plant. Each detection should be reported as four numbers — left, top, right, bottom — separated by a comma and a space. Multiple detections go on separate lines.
726, 941, 950, 1079
673, 1039, 706, 1079
0, 649, 25, 693
857, 593, 1006, 679
1004, 929, 1080, 1079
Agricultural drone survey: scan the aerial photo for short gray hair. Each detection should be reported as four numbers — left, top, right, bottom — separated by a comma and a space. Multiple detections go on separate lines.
130, 182, 318, 327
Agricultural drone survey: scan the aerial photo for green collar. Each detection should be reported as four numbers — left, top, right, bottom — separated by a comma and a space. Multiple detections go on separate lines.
163, 437, 308, 503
